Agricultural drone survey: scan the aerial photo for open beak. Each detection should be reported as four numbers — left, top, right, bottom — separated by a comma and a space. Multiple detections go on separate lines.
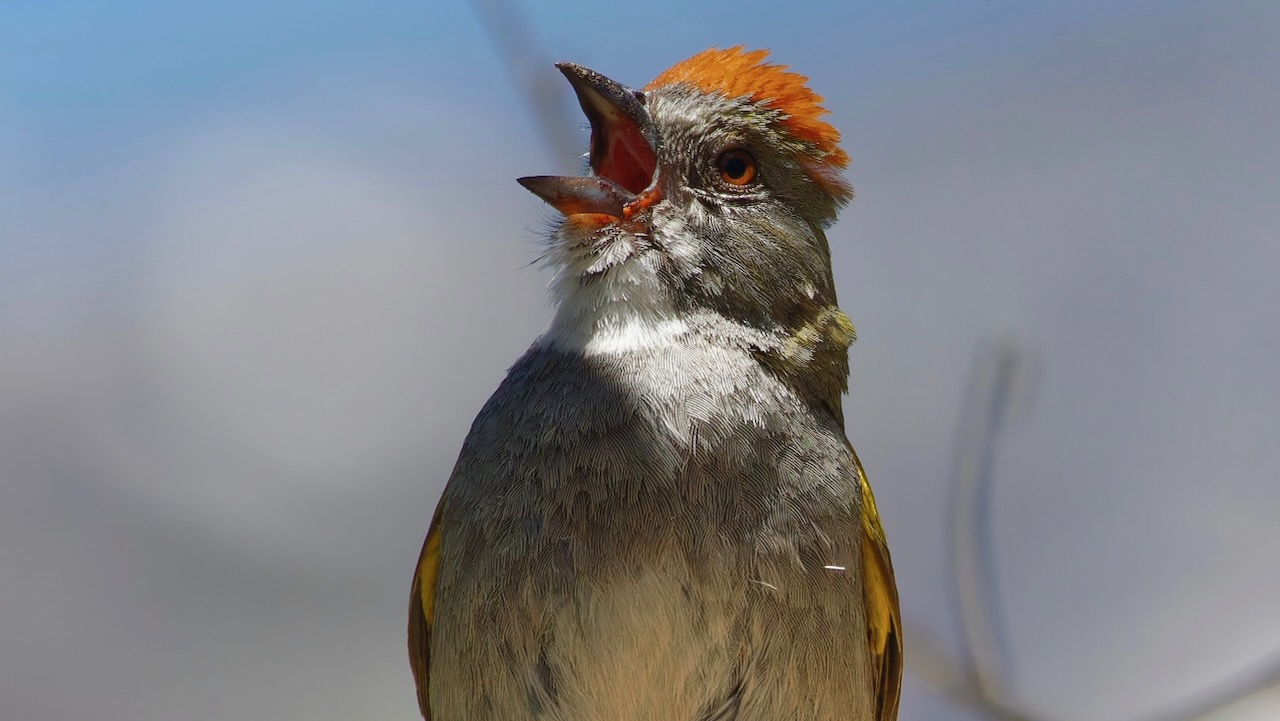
518, 63, 661, 220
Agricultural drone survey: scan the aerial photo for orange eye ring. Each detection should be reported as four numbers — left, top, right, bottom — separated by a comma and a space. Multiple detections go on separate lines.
716, 148, 757, 186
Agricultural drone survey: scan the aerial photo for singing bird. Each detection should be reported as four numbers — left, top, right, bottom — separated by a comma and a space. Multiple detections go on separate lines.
409, 47, 901, 721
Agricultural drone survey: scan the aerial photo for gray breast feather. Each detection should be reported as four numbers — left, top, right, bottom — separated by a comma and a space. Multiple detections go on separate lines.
428, 343, 874, 721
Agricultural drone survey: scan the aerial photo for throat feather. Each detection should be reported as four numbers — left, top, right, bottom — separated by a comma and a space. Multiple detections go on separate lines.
543, 258, 685, 356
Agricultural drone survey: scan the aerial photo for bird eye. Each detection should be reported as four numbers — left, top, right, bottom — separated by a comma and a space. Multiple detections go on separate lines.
715, 149, 757, 186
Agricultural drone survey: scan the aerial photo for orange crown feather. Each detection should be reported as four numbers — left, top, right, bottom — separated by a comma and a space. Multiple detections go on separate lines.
646, 47, 850, 170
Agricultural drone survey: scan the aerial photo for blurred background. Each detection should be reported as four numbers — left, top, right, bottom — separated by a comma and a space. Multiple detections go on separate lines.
2, 1, 1278, 719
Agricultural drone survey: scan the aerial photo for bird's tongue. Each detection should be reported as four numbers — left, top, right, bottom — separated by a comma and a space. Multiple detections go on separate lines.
519, 62, 659, 220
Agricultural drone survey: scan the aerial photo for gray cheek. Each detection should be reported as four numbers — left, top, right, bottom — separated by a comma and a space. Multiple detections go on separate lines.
651, 206, 701, 263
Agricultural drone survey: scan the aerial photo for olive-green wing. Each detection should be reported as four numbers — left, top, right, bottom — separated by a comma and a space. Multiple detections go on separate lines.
856, 454, 903, 721
408, 502, 446, 720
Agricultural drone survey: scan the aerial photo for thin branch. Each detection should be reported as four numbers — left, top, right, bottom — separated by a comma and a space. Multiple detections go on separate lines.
948, 337, 1023, 704
903, 628, 1042, 721
468, 0, 580, 171
910, 336, 1280, 721
1133, 649, 1280, 721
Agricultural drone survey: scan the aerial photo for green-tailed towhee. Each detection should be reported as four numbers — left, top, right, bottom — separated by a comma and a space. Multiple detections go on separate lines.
409, 46, 901, 721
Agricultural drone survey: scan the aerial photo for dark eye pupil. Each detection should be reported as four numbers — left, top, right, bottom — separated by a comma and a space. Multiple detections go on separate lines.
723, 156, 747, 178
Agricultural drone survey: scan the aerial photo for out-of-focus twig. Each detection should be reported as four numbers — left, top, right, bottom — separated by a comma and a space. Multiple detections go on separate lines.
468, 0, 580, 171
896, 338, 1042, 720
908, 337, 1280, 721
904, 625, 1040, 721
1132, 649, 1280, 721
948, 338, 1023, 704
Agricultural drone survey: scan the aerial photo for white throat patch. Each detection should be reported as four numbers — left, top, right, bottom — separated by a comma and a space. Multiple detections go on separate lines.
540, 240, 686, 356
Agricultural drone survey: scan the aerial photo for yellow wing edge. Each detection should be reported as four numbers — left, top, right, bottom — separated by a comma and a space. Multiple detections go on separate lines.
856, 454, 903, 721
408, 502, 446, 721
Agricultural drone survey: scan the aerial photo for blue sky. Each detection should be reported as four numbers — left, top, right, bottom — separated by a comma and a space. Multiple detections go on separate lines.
1, 0, 1193, 287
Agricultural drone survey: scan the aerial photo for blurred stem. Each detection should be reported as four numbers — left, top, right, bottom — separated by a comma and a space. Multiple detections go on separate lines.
948, 338, 1022, 704
469, 0, 581, 171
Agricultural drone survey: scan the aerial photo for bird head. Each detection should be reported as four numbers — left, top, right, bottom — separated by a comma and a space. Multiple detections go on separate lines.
521, 47, 856, 416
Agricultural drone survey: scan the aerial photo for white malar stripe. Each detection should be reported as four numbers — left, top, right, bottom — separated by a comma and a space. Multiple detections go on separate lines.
540, 230, 688, 356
